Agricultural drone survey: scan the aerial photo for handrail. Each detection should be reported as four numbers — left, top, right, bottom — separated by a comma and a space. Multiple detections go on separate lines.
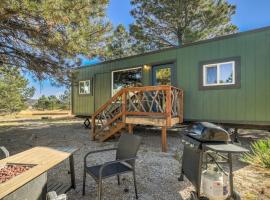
92, 89, 124, 119
91, 85, 184, 140
123, 85, 172, 92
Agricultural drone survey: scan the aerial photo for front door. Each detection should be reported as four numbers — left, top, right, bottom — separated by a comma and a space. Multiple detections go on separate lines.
152, 63, 175, 86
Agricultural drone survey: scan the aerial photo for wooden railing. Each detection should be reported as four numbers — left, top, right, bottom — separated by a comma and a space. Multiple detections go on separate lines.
91, 85, 184, 140
91, 89, 124, 140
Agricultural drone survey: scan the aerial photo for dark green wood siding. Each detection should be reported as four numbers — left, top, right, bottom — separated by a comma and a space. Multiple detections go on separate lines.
94, 72, 111, 110
72, 28, 270, 125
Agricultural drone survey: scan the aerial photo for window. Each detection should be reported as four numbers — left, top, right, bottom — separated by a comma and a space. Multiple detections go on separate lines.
199, 57, 240, 90
153, 64, 173, 86
203, 61, 235, 86
79, 80, 91, 94
112, 67, 142, 95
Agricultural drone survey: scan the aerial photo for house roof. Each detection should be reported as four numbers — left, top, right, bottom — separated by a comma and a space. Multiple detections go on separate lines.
79, 25, 270, 69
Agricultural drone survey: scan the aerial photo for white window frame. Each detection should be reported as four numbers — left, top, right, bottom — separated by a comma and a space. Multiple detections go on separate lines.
111, 67, 142, 96
203, 61, 235, 86
79, 80, 91, 95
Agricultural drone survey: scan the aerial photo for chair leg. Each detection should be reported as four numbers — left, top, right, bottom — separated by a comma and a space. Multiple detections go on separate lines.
117, 175, 120, 185
82, 169, 86, 195
98, 180, 103, 200
133, 170, 138, 199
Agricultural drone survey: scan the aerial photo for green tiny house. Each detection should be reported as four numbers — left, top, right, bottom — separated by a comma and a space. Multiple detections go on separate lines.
72, 26, 270, 127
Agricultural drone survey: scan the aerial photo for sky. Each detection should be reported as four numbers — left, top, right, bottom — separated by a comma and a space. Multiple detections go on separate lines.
30, 0, 270, 99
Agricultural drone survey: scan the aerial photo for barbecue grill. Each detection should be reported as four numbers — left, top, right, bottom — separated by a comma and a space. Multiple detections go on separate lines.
179, 122, 248, 200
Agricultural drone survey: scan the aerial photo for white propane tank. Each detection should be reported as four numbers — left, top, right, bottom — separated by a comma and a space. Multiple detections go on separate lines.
201, 166, 229, 200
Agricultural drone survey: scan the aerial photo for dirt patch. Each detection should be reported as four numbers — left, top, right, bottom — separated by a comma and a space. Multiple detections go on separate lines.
0, 120, 269, 200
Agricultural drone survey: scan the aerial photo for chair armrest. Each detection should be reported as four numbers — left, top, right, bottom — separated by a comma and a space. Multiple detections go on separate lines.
98, 157, 138, 180
84, 148, 117, 166
0, 146, 9, 158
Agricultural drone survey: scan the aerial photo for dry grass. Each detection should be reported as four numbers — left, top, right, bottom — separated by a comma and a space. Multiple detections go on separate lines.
0, 110, 71, 122
234, 165, 270, 199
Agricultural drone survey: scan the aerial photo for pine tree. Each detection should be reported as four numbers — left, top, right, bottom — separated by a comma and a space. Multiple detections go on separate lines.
0, 67, 35, 113
103, 24, 145, 60
34, 95, 50, 111
0, 0, 111, 83
59, 89, 71, 110
130, 0, 238, 49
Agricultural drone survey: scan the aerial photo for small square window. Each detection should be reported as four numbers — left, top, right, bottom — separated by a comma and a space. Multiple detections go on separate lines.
203, 61, 235, 86
205, 66, 217, 85
79, 80, 91, 94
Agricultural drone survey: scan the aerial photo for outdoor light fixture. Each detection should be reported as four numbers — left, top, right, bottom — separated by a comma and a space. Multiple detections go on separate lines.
143, 65, 151, 70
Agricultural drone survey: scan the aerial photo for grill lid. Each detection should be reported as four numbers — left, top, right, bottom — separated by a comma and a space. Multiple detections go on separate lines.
187, 122, 231, 142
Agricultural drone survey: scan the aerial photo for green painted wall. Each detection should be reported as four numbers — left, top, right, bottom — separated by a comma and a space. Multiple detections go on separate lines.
72, 27, 270, 125
94, 72, 111, 110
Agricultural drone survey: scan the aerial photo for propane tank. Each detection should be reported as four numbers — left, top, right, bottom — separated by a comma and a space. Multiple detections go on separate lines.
201, 166, 229, 200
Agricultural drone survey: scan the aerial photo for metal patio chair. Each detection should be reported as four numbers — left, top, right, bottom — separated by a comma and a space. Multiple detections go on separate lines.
82, 133, 142, 200
0, 146, 10, 158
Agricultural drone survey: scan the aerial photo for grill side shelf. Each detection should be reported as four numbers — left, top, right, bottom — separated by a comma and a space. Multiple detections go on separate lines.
203, 143, 249, 153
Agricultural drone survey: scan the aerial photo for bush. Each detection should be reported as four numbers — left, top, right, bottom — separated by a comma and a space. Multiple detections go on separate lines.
241, 138, 270, 168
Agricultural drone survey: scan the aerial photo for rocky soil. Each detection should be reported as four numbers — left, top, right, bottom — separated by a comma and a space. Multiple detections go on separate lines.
0, 119, 269, 200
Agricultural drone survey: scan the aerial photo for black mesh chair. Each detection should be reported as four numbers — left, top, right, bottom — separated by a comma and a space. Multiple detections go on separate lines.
0, 146, 9, 159
83, 133, 142, 200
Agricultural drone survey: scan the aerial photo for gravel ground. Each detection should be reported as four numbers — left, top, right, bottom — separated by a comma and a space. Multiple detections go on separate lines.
0, 119, 269, 200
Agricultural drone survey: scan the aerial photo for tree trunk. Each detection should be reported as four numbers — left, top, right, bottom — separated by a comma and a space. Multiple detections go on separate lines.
177, 34, 183, 46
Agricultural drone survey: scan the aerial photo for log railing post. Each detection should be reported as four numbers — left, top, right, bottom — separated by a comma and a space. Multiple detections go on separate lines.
122, 90, 126, 123
91, 115, 96, 140
179, 90, 184, 123
161, 126, 167, 152
165, 87, 172, 127
128, 124, 134, 134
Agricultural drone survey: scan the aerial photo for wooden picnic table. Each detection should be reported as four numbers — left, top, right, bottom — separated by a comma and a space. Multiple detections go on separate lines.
0, 146, 78, 199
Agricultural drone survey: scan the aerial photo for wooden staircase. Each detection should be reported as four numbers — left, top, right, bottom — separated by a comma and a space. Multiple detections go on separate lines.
91, 85, 184, 151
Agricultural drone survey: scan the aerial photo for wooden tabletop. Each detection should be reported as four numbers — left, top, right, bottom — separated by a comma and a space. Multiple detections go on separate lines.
0, 146, 77, 199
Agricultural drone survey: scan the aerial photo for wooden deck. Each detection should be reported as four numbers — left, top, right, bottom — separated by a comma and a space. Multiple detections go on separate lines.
0, 147, 76, 199
91, 85, 184, 152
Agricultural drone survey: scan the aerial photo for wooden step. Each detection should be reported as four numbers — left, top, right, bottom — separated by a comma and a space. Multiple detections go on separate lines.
96, 131, 108, 140
99, 122, 125, 142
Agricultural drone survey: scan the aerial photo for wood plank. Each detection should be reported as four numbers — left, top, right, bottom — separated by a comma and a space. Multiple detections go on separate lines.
128, 124, 134, 134
122, 92, 126, 123
123, 85, 171, 92
166, 88, 172, 126
126, 116, 179, 127
91, 115, 96, 140
161, 127, 167, 152
126, 116, 167, 126
125, 111, 166, 117
99, 122, 125, 142
0, 147, 77, 199
171, 117, 180, 126
179, 91, 184, 123
92, 89, 123, 118
93, 112, 123, 139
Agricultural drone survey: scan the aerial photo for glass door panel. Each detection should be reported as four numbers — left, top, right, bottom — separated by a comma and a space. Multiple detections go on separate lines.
152, 64, 174, 86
